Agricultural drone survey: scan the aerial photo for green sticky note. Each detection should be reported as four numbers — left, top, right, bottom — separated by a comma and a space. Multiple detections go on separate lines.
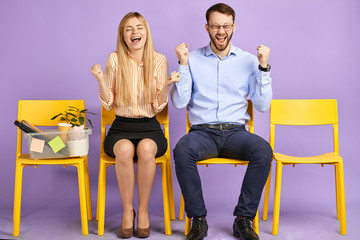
48, 136, 66, 153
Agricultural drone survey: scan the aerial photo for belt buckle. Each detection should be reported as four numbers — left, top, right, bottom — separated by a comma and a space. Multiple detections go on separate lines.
219, 123, 223, 130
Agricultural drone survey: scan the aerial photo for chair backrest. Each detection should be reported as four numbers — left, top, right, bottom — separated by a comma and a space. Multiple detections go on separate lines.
186, 100, 254, 133
100, 105, 169, 159
17, 100, 86, 155
270, 99, 339, 153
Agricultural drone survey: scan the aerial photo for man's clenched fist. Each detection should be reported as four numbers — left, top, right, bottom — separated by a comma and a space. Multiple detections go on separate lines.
256, 45, 270, 68
175, 43, 189, 66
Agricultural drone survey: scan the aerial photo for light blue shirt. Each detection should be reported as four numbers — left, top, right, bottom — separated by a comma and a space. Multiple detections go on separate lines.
170, 43, 272, 125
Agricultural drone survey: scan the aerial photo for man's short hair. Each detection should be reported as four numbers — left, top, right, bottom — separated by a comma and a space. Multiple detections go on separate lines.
206, 3, 235, 23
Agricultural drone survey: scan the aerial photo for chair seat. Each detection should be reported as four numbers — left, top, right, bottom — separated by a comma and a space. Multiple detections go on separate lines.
197, 158, 249, 165
17, 153, 85, 165
274, 152, 342, 164
99, 152, 168, 164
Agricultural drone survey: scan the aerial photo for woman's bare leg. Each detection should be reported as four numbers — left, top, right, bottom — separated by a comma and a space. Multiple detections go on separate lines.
136, 138, 157, 228
114, 139, 136, 228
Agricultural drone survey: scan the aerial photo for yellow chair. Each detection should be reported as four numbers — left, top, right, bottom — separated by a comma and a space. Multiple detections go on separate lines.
179, 100, 260, 235
267, 99, 346, 235
13, 100, 92, 236
96, 105, 175, 235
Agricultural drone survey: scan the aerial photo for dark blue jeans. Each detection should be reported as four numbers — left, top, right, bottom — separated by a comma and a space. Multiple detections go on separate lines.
173, 124, 273, 219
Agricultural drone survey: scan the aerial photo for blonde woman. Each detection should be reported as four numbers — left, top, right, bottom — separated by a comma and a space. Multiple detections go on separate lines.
90, 12, 180, 238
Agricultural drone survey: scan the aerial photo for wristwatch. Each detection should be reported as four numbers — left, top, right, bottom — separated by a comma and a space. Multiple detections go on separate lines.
258, 64, 271, 72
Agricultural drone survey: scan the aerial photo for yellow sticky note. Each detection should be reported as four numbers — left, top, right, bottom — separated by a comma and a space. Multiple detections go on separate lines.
48, 136, 66, 153
30, 138, 45, 153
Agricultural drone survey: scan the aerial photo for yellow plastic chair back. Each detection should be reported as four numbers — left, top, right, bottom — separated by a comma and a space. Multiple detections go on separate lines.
96, 105, 175, 235
13, 100, 92, 236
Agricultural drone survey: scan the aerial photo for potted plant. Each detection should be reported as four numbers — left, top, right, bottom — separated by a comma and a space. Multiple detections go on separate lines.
51, 106, 96, 157
50, 106, 95, 128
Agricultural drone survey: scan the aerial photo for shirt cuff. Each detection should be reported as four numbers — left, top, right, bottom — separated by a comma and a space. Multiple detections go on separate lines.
256, 71, 271, 85
256, 71, 272, 95
178, 63, 189, 73
153, 98, 168, 113
99, 91, 114, 110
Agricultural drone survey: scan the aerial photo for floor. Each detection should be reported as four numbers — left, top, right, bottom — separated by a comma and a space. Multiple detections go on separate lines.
0, 200, 358, 240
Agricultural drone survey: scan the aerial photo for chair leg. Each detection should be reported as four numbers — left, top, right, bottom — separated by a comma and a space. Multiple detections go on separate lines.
77, 162, 89, 235
97, 162, 107, 235
253, 210, 259, 234
334, 165, 340, 220
185, 214, 191, 235
96, 161, 101, 221
84, 157, 93, 220
167, 161, 176, 220
96, 163, 101, 221
262, 162, 272, 221
161, 163, 172, 235
336, 162, 347, 235
13, 162, 24, 237
272, 161, 283, 235
179, 194, 185, 221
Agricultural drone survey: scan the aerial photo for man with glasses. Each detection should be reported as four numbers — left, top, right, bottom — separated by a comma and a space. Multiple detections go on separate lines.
171, 3, 273, 240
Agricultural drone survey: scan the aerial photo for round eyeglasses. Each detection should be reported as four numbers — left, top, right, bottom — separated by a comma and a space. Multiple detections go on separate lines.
208, 24, 234, 32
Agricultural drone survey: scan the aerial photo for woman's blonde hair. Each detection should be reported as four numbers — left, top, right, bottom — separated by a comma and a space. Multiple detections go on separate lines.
116, 12, 154, 106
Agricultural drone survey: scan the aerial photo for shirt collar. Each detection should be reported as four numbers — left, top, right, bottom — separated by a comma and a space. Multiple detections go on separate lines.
205, 42, 237, 58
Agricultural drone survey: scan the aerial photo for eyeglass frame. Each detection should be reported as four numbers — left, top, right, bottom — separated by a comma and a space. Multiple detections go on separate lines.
207, 23, 234, 32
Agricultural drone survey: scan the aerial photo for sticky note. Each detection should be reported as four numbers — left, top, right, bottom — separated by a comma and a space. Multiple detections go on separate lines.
48, 136, 66, 153
30, 138, 45, 153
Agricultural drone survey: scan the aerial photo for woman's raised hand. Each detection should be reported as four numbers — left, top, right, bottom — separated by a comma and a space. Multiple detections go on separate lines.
90, 64, 104, 81
166, 71, 181, 87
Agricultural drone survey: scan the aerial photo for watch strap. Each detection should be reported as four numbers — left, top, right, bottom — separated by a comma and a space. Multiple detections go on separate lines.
258, 64, 271, 72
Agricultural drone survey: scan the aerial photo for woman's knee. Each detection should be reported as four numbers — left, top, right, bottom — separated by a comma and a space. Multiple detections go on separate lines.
137, 139, 157, 163
113, 140, 135, 162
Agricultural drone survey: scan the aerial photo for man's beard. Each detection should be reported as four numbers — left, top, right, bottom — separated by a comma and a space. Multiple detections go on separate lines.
209, 31, 233, 52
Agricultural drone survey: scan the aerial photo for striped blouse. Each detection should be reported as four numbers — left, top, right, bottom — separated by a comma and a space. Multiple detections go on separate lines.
100, 51, 168, 118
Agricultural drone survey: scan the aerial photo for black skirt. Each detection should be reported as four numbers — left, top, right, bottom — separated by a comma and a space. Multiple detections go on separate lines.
104, 115, 167, 159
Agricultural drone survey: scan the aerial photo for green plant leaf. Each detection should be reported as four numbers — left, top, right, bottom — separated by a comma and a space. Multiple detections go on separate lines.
87, 119, 94, 128
68, 106, 80, 111
70, 118, 77, 123
79, 117, 85, 125
60, 117, 66, 121
50, 113, 63, 120
79, 109, 88, 113
68, 112, 77, 118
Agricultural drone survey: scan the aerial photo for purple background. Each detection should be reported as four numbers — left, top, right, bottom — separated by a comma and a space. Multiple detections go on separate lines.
1, 0, 359, 239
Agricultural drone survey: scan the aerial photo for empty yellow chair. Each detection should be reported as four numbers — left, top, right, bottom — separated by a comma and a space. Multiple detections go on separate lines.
179, 100, 260, 235
268, 99, 346, 235
96, 105, 175, 235
13, 100, 92, 236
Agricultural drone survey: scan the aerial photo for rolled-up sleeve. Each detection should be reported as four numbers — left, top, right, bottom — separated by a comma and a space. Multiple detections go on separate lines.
99, 53, 117, 111
152, 56, 168, 113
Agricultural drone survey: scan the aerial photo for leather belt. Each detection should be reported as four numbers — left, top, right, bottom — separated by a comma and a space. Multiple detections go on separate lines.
197, 123, 242, 130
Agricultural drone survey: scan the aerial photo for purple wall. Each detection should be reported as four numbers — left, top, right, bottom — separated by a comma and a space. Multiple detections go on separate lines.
1, 0, 359, 222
